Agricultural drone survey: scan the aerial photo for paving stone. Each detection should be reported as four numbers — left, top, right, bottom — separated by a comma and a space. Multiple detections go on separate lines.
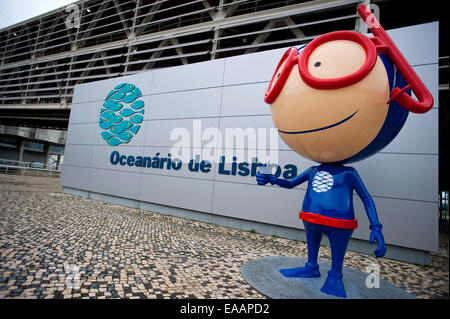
0, 175, 448, 299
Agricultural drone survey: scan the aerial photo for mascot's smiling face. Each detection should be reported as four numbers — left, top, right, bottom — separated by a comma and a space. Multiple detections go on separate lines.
269, 40, 393, 164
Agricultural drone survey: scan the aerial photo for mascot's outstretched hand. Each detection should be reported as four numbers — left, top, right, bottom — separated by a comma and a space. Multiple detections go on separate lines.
256, 172, 276, 186
369, 224, 387, 258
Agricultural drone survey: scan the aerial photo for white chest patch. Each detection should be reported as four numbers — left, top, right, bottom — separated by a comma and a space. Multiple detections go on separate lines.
312, 171, 334, 193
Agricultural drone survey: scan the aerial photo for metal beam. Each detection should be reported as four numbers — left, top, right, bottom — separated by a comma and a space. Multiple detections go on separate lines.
135, 1, 164, 36
76, 1, 110, 48
0, 104, 71, 110
245, 19, 279, 54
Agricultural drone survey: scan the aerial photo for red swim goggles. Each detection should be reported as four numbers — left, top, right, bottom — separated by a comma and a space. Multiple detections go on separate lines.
264, 4, 433, 114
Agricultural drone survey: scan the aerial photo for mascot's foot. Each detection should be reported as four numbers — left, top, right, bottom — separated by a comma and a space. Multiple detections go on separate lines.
320, 271, 347, 298
279, 262, 320, 278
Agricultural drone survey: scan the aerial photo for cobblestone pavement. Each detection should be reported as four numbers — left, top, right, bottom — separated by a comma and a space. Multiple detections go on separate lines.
0, 175, 448, 299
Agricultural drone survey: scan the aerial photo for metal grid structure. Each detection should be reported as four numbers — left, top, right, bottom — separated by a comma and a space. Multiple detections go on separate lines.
0, 0, 369, 129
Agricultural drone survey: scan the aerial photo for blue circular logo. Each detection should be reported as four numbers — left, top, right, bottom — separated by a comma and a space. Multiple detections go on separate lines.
99, 83, 145, 146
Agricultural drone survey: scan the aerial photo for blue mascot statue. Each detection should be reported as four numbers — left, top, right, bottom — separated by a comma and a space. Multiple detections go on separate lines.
256, 5, 433, 298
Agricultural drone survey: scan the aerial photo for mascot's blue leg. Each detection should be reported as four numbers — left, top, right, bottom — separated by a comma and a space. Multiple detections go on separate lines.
320, 227, 353, 298
280, 222, 321, 278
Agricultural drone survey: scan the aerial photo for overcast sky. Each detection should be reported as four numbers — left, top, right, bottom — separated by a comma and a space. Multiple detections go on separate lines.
0, 0, 78, 30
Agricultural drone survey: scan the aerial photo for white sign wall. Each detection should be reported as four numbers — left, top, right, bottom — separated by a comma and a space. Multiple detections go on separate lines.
62, 22, 439, 253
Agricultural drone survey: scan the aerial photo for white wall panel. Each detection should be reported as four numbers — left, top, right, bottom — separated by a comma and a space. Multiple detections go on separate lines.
411, 64, 439, 108
148, 87, 222, 120
211, 181, 304, 229
66, 123, 96, 145
383, 108, 438, 154
385, 22, 438, 66
219, 115, 290, 150
354, 153, 438, 202
151, 59, 225, 94
223, 48, 285, 86
221, 82, 270, 117
63, 144, 93, 167
145, 118, 220, 148
60, 165, 90, 190
69, 101, 102, 124
72, 71, 153, 104
138, 174, 214, 213
353, 197, 439, 251
87, 168, 140, 200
